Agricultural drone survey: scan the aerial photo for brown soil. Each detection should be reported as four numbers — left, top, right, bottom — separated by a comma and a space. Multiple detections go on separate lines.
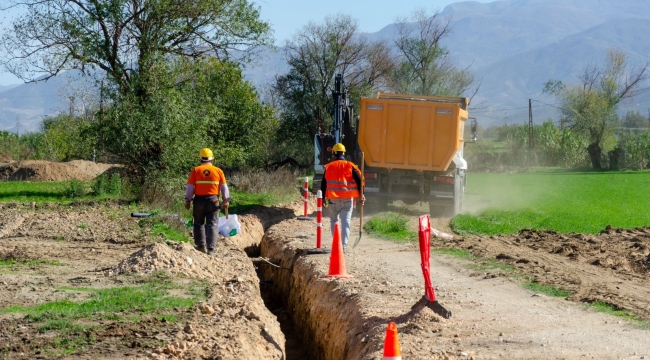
0, 160, 119, 181
0, 202, 291, 359
3, 196, 650, 360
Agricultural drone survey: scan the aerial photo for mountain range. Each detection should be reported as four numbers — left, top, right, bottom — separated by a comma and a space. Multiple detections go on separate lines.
1, 0, 649, 132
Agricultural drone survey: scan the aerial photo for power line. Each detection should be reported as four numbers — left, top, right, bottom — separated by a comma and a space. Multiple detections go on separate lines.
472, 104, 547, 113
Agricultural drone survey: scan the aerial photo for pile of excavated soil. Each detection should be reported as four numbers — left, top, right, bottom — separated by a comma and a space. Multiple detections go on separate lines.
109, 242, 235, 280
0, 160, 118, 181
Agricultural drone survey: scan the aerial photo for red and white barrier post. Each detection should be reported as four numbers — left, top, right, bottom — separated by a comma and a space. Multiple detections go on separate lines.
297, 177, 311, 221
415, 214, 452, 318
316, 190, 323, 248
303, 177, 309, 217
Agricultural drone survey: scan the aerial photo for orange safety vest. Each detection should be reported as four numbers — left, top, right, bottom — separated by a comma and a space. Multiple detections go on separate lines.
187, 163, 227, 196
324, 160, 362, 199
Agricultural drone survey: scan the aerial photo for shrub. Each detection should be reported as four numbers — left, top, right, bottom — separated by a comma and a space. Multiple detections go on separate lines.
64, 178, 86, 198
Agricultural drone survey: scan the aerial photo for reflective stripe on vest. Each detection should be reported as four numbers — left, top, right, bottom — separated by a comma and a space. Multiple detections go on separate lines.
324, 160, 360, 199
196, 181, 220, 184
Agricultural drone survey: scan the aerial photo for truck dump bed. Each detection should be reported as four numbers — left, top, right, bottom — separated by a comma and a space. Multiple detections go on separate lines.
358, 93, 469, 172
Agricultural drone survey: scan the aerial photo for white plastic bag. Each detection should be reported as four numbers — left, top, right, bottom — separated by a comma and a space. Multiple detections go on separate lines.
218, 214, 241, 237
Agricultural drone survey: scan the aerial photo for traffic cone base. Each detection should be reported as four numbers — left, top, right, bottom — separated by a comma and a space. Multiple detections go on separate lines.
323, 223, 352, 278
382, 322, 402, 360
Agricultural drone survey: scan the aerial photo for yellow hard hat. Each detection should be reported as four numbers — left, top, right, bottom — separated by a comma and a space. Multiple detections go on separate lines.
199, 148, 214, 160
332, 143, 346, 153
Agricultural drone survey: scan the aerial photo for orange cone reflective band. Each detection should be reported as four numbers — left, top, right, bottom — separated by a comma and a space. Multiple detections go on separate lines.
382, 322, 402, 360
325, 223, 352, 278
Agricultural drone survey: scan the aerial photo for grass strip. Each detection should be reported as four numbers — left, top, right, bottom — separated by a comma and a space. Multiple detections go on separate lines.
2, 275, 207, 322
0, 258, 64, 267
363, 212, 416, 243
0, 180, 125, 203
433, 248, 518, 273
587, 301, 650, 330
523, 281, 571, 297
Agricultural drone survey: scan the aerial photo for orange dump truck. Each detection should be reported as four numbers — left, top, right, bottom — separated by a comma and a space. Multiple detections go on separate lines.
358, 93, 476, 216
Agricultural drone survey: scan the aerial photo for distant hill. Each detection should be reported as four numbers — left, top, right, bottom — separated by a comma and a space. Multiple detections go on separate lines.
2, 0, 650, 131
0, 71, 96, 132
471, 18, 650, 125
369, 0, 650, 69
0, 84, 19, 93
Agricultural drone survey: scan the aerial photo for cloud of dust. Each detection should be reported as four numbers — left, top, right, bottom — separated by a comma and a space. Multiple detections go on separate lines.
462, 173, 549, 215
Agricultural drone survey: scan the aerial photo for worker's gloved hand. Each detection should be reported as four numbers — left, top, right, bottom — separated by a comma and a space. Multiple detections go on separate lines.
323, 198, 329, 209
185, 200, 191, 210
221, 199, 230, 210
360, 194, 366, 206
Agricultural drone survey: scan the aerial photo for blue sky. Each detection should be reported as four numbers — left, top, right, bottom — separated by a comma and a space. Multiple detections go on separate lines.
0, 0, 493, 85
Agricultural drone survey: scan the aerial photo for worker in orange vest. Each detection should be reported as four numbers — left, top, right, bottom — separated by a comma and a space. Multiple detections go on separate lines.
185, 148, 231, 255
321, 143, 365, 253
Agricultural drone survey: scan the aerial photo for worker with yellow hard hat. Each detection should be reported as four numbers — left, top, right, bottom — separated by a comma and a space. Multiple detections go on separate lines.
321, 143, 365, 253
185, 148, 231, 255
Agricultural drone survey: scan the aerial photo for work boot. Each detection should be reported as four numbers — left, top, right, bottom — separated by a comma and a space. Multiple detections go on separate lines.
207, 248, 215, 256
195, 246, 207, 254
343, 245, 347, 254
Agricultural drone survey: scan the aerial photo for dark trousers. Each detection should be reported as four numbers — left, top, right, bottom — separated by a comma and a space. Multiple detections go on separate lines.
192, 196, 219, 249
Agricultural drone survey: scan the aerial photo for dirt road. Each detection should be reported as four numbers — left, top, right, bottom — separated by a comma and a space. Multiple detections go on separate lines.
351, 235, 649, 359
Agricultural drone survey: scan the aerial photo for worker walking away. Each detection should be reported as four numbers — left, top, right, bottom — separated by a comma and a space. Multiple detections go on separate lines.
321, 143, 365, 253
185, 148, 231, 255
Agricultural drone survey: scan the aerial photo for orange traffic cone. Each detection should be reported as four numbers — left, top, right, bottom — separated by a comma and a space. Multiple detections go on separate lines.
382, 322, 402, 360
325, 223, 352, 278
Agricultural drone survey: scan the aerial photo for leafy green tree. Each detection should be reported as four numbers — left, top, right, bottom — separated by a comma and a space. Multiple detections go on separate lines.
38, 115, 96, 161
390, 8, 473, 97
100, 57, 275, 180
616, 131, 650, 170
273, 14, 393, 163
544, 50, 649, 169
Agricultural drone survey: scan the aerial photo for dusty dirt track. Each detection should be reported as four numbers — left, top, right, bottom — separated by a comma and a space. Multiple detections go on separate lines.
1, 200, 649, 359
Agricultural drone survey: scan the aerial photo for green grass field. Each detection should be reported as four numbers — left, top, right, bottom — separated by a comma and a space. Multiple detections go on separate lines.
452, 169, 650, 235
0, 180, 120, 203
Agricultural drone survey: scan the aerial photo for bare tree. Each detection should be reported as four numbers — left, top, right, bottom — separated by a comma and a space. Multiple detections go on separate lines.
273, 14, 394, 159
389, 8, 473, 97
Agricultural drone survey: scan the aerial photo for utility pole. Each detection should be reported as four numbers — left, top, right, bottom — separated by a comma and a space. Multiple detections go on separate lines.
69, 96, 75, 116
529, 99, 535, 149
100, 80, 104, 153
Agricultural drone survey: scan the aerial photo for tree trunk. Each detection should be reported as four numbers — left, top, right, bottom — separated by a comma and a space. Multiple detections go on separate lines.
587, 142, 602, 169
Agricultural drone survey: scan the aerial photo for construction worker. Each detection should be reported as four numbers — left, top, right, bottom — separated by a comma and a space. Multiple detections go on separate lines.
321, 143, 365, 253
185, 148, 230, 255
